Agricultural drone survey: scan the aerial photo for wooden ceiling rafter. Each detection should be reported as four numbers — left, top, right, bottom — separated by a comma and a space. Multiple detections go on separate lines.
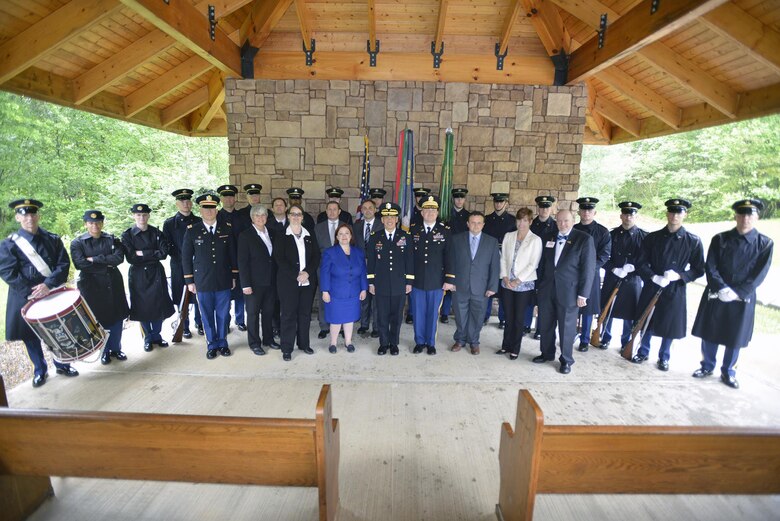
294, 0, 313, 51
434, 0, 450, 52
598, 66, 682, 129
548, 0, 618, 29
519, 0, 571, 57
124, 55, 213, 117
161, 85, 208, 126
190, 70, 226, 131
587, 79, 641, 137
585, 79, 612, 143
498, 0, 524, 56
240, 0, 295, 50
368, 0, 377, 49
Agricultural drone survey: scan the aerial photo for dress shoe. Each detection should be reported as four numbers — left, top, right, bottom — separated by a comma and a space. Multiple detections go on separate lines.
378, 345, 388, 355
390, 345, 399, 356
496, 349, 509, 355
299, 347, 314, 355
597, 341, 609, 350
32, 373, 47, 388
56, 367, 79, 377
532, 355, 551, 364
692, 368, 714, 378
219, 347, 232, 356
101, 351, 111, 365
357, 327, 368, 334
451, 343, 463, 352
370, 330, 380, 338
426, 345, 436, 355
251, 346, 266, 356
318, 330, 328, 339
206, 349, 218, 359
328, 344, 337, 354
263, 341, 281, 350
236, 323, 247, 332
143, 342, 154, 352
346, 344, 356, 353
721, 374, 740, 389
577, 342, 589, 352
657, 359, 669, 371
157, 340, 169, 348
439, 315, 449, 324
197, 325, 205, 336
559, 362, 571, 374
533, 330, 541, 340
498, 321, 505, 330
470, 345, 480, 355
405, 314, 413, 324
113, 351, 128, 361
523, 326, 532, 334
631, 354, 648, 364
283, 352, 292, 361
413, 344, 425, 354
182, 329, 193, 339
509, 353, 518, 360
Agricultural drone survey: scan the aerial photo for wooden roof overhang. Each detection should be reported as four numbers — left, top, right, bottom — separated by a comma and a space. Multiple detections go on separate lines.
1, 0, 779, 144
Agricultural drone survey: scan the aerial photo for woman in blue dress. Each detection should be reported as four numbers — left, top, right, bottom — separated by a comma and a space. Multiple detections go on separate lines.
320, 223, 368, 353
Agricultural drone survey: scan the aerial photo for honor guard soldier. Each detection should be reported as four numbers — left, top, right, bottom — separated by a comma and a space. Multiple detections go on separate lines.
440, 187, 469, 324
484, 192, 516, 328
287, 187, 316, 234
691, 199, 773, 389
0, 199, 78, 387
410, 187, 431, 228
163, 188, 203, 337
632, 199, 705, 371
182, 193, 239, 359
317, 187, 353, 225
367, 203, 414, 356
573, 197, 611, 351
524, 195, 559, 338
599, 202, 647, 349
237, 183, 263, 222
369, 187, 387, 208
410, 195, 454, 355
217, 184, 248, 332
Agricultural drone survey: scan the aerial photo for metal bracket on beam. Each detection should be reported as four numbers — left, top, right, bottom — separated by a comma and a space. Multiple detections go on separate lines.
431, 41, 444, 69
494, 43, 508, 71
598, 13, 607, 49
650, 0, 660, 14
303, 39, 316, 66
550, 53, 569, 86
367, 40, 380, 67
241, 41, 259, 79
208, 5, 216, 41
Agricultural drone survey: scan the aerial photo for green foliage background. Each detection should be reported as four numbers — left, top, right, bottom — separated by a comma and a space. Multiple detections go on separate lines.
0, 92, 228, 240
580, 114, 780, 221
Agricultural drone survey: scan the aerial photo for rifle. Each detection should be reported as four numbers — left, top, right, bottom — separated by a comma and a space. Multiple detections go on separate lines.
590, 280, 622, 347
171, 286, 191, 343
621, 286, 664, 360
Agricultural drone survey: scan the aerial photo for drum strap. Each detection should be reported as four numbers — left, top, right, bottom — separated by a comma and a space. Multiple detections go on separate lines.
11, 233, 53, 278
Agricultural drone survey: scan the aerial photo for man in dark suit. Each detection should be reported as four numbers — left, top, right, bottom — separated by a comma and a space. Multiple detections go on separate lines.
534, 209, 596, 374
314, 201, 348, 339
353, 199, 382, 336
449, 211, 500, 355
238, 204, 280, 356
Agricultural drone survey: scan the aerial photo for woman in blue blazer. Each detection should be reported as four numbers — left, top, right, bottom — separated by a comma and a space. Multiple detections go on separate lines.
320, 223, 368, 353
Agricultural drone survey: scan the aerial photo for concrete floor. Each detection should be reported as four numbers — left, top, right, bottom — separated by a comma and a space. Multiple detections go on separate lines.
6, 316, 780, 521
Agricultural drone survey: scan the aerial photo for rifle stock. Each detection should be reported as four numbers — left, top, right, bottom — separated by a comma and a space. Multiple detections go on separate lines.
171, 287, 191, 343
621, 287, 663, 360
590, 280, 622, 347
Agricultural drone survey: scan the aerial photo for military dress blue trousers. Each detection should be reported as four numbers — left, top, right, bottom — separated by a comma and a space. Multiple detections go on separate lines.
700, 340, 740, 377
197, 289, 231, 351
411, 288, 443, 346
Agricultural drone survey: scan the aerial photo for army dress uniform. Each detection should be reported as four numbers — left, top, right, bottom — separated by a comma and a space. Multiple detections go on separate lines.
217, 184, 249, 331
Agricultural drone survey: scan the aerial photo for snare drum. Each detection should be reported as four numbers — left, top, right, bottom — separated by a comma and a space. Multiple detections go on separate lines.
22, 287, 107, 362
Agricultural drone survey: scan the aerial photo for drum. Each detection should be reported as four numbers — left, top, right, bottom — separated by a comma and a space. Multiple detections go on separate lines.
21, 287, 107, 362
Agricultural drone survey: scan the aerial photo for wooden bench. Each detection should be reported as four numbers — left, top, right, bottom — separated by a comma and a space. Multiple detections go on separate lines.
0, 377, 339, 521
496, 389, 780, 521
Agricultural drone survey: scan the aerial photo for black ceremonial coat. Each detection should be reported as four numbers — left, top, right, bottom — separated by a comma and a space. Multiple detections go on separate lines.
447, 207, 469, 235
71, 232, 130, 327
121, 225, 175, 322
692, 228, 773, 348
163, 211, 202, 304
573, 221, 611, 315
530, 216, 558, 243
601, 225, 647, 320
636, 226, 705, 339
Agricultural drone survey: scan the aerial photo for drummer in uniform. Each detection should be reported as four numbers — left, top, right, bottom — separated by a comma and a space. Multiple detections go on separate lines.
71, 210, 130, 365
317, 187, 353, 225
524, 195, 559, 338
366, 203, 414, 356
0, 199, 78, 387
163, 188, 203, 338
121, 204, 175, 351
217, 184, 248, 332
182, 193, 239, 359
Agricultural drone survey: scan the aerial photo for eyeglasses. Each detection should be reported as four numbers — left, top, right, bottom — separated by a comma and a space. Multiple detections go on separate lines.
289, 212, 303, 217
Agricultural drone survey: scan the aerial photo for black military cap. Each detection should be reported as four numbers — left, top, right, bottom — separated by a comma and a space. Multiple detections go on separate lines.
420, 195, 440, 210
369, 187, 387, 199
9, 198, 43, 214
491, 193, 509, 202
82, 210, 105, 222
576, 197, 599, 210
451, 187, 468, 198
413, 187, 431, 198
665, 198, 691, 213
244, 183, 262, 195
217, 184, 239, 196
196, 193, 220, 208
379, 202, 401, 217
326, 187, 344, 198
535, 195, 556, 208
171, 188, 194, 200
286, 187, 304, 199
732, 198, 763, 214
130, 204, 152, 214
618, 201, 642, 214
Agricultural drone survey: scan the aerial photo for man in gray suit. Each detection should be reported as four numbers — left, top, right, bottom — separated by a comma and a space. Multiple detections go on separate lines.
534, 210, 596, 374
353, 200, 383, 336
314, 201, 347, 339
449, 211, 500, 354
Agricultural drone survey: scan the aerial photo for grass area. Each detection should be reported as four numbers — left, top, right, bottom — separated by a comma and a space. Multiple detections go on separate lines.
755, 303, 780, 335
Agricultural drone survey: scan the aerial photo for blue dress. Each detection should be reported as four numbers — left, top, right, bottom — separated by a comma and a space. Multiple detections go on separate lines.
319, 245, 368, 324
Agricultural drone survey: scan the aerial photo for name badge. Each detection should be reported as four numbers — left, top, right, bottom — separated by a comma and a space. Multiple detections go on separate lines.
546, 241, 555, 248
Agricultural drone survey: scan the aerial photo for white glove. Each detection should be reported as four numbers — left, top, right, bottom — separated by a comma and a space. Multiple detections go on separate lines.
664, 269, 681, 282
652, 275, 670, 288
611, 267, 627, 279
718, 287, 739, 302
623, 263, 635, 273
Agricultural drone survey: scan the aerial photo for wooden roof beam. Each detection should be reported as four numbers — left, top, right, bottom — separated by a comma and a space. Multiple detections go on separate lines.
639, 42, 738, 119
190, 71, 226, 131
240, 0, 295, 49
124, 56, 213, 117
161, 86, 209, 127
548, 0, 618, 29
434, 0, 450, 52
294, 0, 313, 49
700, 3, 780, 76
598, 67, 681, 129
567, 0, 729, 84
520, 0, 571, 57
119, 0, 242, 77
498, 0, 523, 55
588, 78, 640, 137
0, 0, 121, 85
585, 78, 612, 142
368, 0, 377, 49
